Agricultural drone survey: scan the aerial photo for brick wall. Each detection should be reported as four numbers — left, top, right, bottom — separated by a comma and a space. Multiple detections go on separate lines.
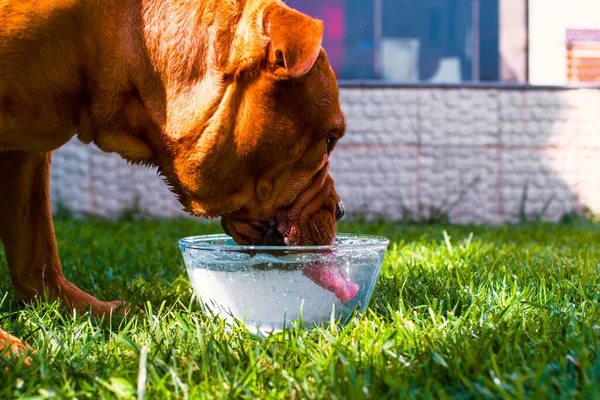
50, 84, 600, 223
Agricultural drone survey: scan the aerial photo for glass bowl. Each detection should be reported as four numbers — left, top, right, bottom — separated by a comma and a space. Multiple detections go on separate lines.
179, 233, 389, 334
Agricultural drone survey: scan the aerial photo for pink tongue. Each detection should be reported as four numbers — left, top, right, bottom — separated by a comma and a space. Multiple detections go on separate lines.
303, 261, 359, 302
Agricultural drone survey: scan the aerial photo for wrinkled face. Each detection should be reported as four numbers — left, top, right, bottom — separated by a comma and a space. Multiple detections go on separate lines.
160, 3, 346, 246
168, 50, 346, 246
220, 51, 346, 246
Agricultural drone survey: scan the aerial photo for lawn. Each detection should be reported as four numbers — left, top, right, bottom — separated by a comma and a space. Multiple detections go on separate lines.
1, 217, 600, 399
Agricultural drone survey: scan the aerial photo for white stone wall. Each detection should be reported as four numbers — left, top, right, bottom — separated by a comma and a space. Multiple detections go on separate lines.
50, 84, 600, 223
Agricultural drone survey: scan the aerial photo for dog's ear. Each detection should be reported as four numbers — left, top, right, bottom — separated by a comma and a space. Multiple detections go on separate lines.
264, 4, 323, 78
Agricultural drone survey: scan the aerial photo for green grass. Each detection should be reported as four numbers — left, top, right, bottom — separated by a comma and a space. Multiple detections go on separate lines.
1, 218, 600, 399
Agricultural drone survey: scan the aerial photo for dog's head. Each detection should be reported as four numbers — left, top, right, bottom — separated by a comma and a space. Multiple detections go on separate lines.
131, 1, 345, 246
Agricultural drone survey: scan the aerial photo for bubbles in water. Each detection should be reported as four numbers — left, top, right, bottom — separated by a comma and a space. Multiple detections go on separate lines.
180, 234, 389, 332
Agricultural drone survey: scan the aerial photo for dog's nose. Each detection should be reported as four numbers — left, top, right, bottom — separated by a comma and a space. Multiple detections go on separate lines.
335, 201, 345, 221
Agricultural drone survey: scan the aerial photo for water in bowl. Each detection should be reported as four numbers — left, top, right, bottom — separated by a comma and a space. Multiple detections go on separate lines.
181, 236, 388, 334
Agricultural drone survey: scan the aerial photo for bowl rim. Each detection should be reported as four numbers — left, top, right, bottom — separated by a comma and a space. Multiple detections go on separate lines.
178, 233, 390, 252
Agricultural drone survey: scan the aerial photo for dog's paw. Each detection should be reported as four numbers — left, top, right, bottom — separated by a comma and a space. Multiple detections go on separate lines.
1, 330, 34, 368
106, 300, 144, 317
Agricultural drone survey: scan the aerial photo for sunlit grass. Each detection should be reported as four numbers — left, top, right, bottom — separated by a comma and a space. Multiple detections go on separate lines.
1, 218, 599, 398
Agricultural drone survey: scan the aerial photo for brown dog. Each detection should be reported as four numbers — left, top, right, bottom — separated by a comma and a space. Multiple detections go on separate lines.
0, 0, 346, 363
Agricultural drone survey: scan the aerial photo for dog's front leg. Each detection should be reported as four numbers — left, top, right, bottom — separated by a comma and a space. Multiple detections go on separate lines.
0, 151, 124, 317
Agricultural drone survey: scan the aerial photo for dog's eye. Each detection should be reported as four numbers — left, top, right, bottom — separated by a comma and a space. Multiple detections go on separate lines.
326, 136, 335, 155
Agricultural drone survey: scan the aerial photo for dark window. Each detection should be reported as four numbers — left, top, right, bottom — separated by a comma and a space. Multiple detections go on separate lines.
285, 0, 500, 82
